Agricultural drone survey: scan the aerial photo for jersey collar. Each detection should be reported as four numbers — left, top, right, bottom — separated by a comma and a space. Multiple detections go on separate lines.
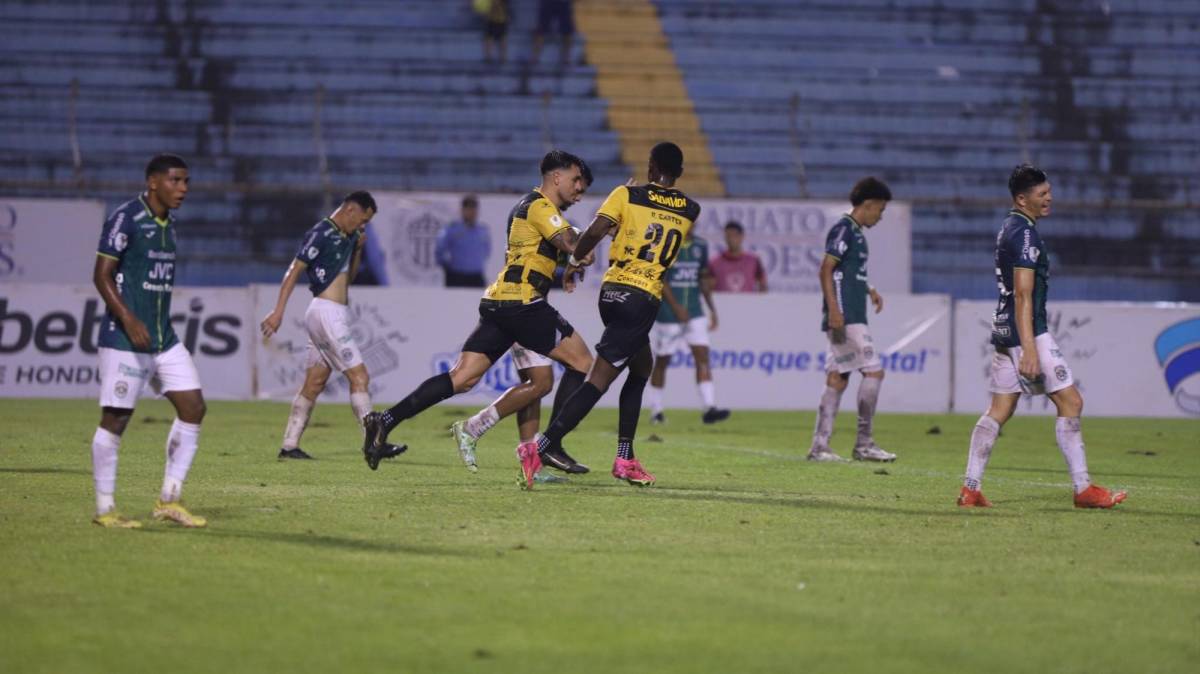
138, 194, 170, 227
1008, 209, 1037, 227
532, 187, 563, 213
324, 217, 352, 238
843, 213, 863, 231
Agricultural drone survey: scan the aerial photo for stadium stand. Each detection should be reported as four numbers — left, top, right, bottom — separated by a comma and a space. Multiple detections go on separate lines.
0, 0, 1196, 298
652, 0, 1200, 300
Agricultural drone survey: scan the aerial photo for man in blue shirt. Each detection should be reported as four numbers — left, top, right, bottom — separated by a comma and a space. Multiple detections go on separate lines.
957, 164, 1127, 509
435, 194, 492, 288
90, 154, 207, 529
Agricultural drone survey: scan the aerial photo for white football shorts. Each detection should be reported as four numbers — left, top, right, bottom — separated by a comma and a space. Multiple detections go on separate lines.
825, 323, 883, 374
510, 343, 554, 370
304, 297, 364, 372
989, 332, 1074, 396
652, 316, 710, 356
98, 342, 201, 409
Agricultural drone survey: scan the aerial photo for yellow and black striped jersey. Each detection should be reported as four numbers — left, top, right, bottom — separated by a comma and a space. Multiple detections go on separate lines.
598, 183, 701, 299
484, 189, 571, 303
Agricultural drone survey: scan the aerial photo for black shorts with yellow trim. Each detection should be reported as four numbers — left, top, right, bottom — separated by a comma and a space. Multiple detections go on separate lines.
461, 298, 575, 363
595, 282, 660, 368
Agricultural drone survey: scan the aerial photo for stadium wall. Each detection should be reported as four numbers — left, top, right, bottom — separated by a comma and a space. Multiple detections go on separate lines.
364, 192, 912, 295
0, 198, 105, 284
3, 284, 1196, 418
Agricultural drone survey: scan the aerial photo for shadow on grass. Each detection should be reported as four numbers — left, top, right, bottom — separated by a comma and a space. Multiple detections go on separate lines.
540, 482, 1023, 518
0, 467, 90, 475
142, 526, 476, 557
996, 465, 1189, 481
1031, 506, 1200, 520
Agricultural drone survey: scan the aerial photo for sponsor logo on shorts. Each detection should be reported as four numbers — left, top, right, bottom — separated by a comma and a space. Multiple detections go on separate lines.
1054, 365, 1068, 382
341, 348, 354, 363
114, 381, 128, 398
863, 347, 875, 359
601, 289, 631, 303
1050, 348, 1062, 357
117, 363, 149, 379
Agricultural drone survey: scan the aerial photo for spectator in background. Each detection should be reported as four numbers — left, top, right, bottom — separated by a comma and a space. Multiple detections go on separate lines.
476, 0, 509, 64
435, 195, 492, 288
710, 221, 768, 292
531, 0, 574, 70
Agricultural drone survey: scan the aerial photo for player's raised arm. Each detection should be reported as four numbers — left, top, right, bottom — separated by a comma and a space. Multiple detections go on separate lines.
261, 258, 308, 339
92, 254, 151, 351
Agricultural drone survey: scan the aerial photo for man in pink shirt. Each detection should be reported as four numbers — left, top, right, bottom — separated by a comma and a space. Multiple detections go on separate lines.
710, 221, 768, 292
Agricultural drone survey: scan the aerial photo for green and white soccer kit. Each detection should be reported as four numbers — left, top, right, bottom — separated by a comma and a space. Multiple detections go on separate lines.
821, 214, 882, 374
95, 195, 200, 408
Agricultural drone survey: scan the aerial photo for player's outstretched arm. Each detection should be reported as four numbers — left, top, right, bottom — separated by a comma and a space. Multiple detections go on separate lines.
1013, 267, 1040, 381
93, 254, 150, 350
261, 259, 307, 339
547, 223, 582, 257
562, 214, 617, 265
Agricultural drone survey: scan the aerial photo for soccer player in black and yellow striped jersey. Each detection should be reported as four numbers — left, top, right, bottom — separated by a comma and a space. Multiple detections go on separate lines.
360, 151, 595, 472
534, 142, 701, 486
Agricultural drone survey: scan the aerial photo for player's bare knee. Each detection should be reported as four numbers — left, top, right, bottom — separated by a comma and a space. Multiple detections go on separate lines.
864, 369, 884, 380
1052, 387, 1083, 417
346, 369, 369, 393
179, 398, 206, 424
827, 372, 850, 391
451, 371, 481, 392
529, 372, 554, 398
101, 408, 132, 435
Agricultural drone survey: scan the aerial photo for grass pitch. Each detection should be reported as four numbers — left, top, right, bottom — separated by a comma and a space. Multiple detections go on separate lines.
1, 398, 1197, 674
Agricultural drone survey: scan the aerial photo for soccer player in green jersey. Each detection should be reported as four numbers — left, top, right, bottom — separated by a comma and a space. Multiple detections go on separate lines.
90, 154, 207, 528
260, 192, 406, 461
957, 165, 1126, 509
807, 177, 896, 463
645, 232, 731, 424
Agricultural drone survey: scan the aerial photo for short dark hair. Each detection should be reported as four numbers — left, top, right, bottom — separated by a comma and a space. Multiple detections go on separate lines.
849, 176, 892, 206
579, 159, 594, 187
724, 221, 744, 233
461, 194, 479, 208
1008, 164, 1047, 198
343, 190, 377, 213
650, 142, 684, 179
540, 150, 585, 176
145, 153, 188, 178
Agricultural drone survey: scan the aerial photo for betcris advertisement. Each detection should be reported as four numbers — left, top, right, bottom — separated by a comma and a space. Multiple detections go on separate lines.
253, 287, 951, 413
954, 300, 1200, 418
0, 284, 253, 400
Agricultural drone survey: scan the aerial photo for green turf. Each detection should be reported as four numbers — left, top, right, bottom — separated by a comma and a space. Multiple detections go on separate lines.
1, 398, 1197, 673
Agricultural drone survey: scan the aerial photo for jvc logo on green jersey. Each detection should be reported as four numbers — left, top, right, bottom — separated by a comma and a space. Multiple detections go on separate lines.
671, 266, 700, 283
149, 261, 174, 280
